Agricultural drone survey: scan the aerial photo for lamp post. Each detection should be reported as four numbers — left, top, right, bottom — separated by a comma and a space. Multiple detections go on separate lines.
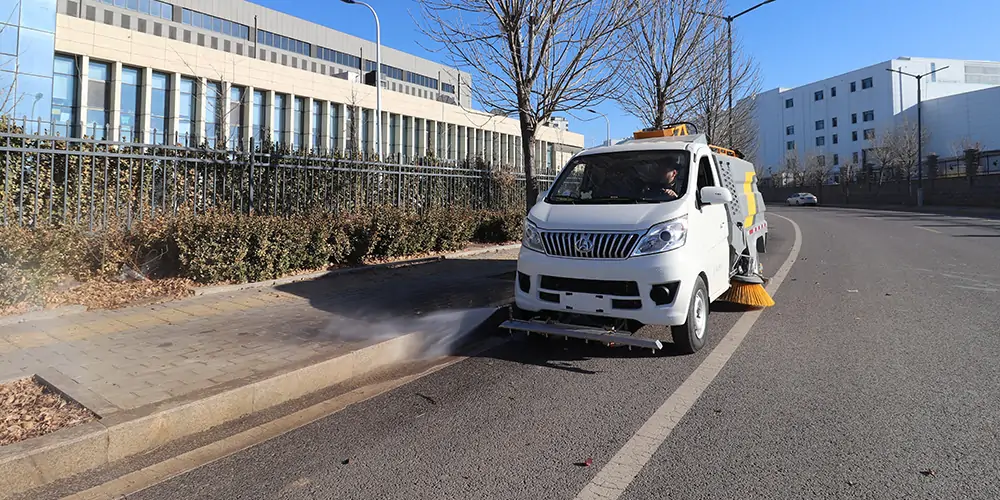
341, 0, 382, 161
886, 65, 948, 207
695, 0, 775, 147
587, 109, 610, 146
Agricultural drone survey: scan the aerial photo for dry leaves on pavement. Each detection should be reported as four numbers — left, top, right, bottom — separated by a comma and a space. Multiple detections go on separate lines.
1, 377, 97, 446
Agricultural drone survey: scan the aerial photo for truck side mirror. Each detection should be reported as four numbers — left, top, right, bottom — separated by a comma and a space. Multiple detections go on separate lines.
537, 189, 548, 203
699, 186, 733, 205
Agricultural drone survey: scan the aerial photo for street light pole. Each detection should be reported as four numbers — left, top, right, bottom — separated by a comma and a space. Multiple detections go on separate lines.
587, 109, 610, 146
342, 0, 382, 162
695, 0, 775, 147
886, 65, 948, 207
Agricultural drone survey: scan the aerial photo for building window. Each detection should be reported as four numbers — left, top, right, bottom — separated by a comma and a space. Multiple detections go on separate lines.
814, 90, 824, 101
361, 108, 371, 154
863, 110, 874, 122
441, 83, 455, 94
861, 77, 873, 89
85, 60, 110, 139
831, 86, 837, 97
833, 154, 839, 165
786, 140, 795, 151
318, 46, 361, 69
832, 134, 838, 145
832, 117, 838, 127
784, 98, 793, 108
853, 151, 859, 163
293, 96, 305, 151
815, 120, 824, 131
863, 128, 875, 140
51, 55, 77, 138
181, 8, 250, 39
178, 77, 196, 145
851, 113, 857, 124
817, 155, 826, 167
149, 71, 170, 144
850, 81, 857, 92
253, 90, 266, 146
229, 85, 245, 150
117, 67, 141, 141
330, 104, 341, 151
786, 125, 794, 136
100, 0, 173, 21
273, 93, 288, 146
852, 131, 858, 142
931, 62, 937, 82
312, 100, 322, 153
205, 81, 222, 147
258, 30, 310, 56
816, 136, 825, 147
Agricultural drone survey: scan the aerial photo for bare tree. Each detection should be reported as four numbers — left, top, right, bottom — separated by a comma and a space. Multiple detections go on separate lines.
802, 152, 829, 189
867, 119, 923, 186
781, 149, 802, 187
615, 0, 718, 130
414, 0, 635, 212
692, 35, 761, 157
949, 136, 983, 158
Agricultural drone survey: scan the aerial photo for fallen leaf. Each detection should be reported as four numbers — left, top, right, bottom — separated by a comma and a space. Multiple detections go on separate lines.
574, 458, 594, 467
341, 458, 350, 465
920, 469, 935, 477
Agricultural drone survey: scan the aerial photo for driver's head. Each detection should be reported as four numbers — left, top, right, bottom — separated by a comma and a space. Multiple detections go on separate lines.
662, 164, 678, 184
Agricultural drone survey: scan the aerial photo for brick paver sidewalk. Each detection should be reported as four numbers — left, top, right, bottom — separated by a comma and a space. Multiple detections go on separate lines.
0, 250, 517, 413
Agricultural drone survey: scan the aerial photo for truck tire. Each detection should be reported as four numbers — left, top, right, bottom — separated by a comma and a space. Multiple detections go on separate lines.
756, 234, 767, 254
671, 277, 708, 354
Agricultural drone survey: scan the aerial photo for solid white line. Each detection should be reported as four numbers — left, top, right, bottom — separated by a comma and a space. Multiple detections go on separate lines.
954, 285, 998, 292
916, 226, 942, 234
574, 214, 803, 500
63, 337, 509, 500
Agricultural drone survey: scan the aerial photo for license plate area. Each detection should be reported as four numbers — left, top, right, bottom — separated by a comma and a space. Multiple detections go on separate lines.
560, 292, 610, 314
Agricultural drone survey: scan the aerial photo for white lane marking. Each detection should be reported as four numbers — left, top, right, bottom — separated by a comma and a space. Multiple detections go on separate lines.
917, 226, 942, 234
954, 285, 998, 292
574, 214, 803, 500
63, 337, 509, 500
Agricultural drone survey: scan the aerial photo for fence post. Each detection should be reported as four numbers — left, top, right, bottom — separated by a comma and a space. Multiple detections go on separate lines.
248, 138, 255, 214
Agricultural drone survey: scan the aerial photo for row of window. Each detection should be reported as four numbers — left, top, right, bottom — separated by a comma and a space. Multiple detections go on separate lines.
786, 129, 875, 151
49, 55, 507, 153
257, 30, 311, 57
99, 0, 173, 21
785, 77, 874, 108
786, 110, 875, 137
362, 60, 443, 91
181, 7, 251, 40
317, 46, 361, 70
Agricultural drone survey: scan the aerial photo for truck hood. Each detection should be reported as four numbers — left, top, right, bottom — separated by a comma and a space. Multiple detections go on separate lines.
528, 201, 688, 232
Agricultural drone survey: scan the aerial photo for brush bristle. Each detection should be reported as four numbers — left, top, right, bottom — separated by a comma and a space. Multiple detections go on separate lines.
719, 281, 775, 308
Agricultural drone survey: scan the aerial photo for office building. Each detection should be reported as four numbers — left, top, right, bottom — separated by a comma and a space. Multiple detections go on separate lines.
752, 57, 1000, 178
3, 0, 583, 169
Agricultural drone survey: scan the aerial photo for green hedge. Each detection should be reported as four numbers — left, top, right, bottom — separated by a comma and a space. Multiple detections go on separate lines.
0, 207, 525, 307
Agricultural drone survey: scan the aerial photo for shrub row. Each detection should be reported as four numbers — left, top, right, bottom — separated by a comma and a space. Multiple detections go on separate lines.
0, 207, 525, 307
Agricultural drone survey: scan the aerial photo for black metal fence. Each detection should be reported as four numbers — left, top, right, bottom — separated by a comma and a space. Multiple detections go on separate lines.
0, 124, 555, 229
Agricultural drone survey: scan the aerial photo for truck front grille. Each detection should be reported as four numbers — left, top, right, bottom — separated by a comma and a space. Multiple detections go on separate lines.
540, 275, 641, 297
540, 231, 640, 259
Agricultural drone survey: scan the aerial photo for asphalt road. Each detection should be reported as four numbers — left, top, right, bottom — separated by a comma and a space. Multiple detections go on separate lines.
130, 207, 1000, 500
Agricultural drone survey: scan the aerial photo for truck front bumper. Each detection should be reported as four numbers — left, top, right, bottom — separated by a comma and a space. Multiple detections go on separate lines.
513, 246, 701, 327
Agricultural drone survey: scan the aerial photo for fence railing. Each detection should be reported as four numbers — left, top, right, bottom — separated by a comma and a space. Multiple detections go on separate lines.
0, 127, 556, 229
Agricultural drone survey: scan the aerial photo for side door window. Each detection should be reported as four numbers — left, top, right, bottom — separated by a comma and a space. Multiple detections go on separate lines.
697, 156, 718, 191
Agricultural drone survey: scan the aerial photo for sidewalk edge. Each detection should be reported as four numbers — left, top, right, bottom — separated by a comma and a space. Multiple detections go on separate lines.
0, 301, 512, 500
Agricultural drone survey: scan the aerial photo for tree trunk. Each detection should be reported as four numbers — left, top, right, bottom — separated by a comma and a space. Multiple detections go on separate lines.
520, 120, 538, 214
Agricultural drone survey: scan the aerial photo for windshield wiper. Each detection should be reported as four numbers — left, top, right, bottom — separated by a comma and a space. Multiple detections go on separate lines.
577, 196, 642, 204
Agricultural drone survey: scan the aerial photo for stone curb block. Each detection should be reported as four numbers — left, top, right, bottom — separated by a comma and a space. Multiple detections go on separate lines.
0, 305, 89, 328
0, 302, 513, 500
193, 243, 521, 296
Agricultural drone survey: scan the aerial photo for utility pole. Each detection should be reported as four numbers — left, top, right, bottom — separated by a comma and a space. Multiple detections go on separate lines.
886, 65, 948, 207
587, 109, 610, 146
342, 0, 382, 161
695, 0, 775, 147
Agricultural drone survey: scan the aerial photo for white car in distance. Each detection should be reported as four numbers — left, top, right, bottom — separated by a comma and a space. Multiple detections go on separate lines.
786, 192, 818, 206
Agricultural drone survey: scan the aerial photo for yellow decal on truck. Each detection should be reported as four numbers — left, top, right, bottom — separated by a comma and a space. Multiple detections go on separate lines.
742, 171, 757, 228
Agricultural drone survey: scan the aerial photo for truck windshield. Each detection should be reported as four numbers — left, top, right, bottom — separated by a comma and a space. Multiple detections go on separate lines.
545, 150, 691, 204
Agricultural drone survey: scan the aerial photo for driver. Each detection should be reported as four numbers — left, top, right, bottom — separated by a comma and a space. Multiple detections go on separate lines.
645, 161, 681, 200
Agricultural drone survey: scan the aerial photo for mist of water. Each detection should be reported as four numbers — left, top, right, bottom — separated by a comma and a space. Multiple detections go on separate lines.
320, 307, 499, 358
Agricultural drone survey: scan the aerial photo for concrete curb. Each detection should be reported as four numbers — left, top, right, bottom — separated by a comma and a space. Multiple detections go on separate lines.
0, 305, 88, 328
0, 301, 513, 500
192, 242, 521, 297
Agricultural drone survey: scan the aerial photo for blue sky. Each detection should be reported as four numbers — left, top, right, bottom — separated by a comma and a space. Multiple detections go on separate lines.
258, 0, 1000, 148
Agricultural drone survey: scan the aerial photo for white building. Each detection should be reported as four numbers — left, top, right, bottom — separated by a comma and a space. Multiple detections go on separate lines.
753, 57, 1000, 180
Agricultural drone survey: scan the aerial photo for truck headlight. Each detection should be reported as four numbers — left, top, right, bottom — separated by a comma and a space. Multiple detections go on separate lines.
522, 220, 545, 253
632, 216, 688, 256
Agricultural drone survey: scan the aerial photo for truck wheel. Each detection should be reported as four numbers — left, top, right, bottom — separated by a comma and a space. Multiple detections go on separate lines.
756, 234, 767, 254
671, 278, 708, 354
